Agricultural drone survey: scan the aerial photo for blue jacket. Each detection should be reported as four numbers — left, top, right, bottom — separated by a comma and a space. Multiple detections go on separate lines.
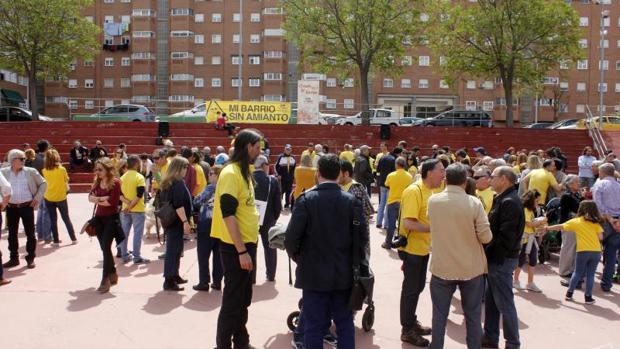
285, 182, 368, 291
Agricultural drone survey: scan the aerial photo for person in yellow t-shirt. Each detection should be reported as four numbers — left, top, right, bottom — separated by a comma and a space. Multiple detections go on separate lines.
300, 143, 315, 163
210, 129, 262, 347
293, 154, 317, 200
382, 157, 413, 249
546, 200, 604, 304
474, 167, 495, 215
523, 159, 562, 204
397, 159, 445, 345
339, 144, 356, 164
513, 190, 546, 292
150, 148, 169, 193
119, 155, 149, 264
42, 149, 77, 245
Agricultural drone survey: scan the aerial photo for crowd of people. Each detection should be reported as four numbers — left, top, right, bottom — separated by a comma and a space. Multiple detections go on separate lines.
1, 132, 620, 349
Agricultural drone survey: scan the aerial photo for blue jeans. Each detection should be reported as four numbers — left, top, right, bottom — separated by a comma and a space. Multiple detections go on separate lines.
601, 228, 620, 291
568, 251, 600, 297
46, 199, 76, 243
484, 258, 520, 348
377, 187, 389, 227
302, 289, 354, 349
36, 200, 51, 241
196, 218, 223, 286
120, 212, 146, 260
385, 202, 400, 244
430, 275, 484, 349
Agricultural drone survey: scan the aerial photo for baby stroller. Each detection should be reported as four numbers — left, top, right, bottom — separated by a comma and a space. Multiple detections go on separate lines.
539, 197, 563, 264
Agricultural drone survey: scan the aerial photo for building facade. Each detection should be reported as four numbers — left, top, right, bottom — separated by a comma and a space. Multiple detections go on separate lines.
44, 0, 620, 125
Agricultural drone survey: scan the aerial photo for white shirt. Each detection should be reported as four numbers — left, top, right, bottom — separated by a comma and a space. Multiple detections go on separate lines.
7, 169, 33, 204
0, 171, 12, 199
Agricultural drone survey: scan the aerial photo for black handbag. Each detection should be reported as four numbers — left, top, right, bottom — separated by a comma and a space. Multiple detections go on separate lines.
154, 190, 177, 229
349, 201, 374, 311
80, 204, 98, 237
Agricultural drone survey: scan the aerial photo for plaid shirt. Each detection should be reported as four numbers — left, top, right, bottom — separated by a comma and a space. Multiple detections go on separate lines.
348, 181, 374, 219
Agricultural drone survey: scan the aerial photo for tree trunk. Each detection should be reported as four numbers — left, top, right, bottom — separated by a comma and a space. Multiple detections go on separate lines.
359, 65, 370, 126
28, 71, 39, 120
503, 79, 514, 127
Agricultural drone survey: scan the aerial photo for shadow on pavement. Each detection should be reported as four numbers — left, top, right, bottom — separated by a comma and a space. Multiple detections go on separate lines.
183, 290, 222, 312
142, 291, 184, 315
67, 287, 116, 312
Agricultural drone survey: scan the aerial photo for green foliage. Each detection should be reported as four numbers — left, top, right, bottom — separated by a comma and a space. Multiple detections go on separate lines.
282, 0, 422, 115
426, 0, 583, 126
0, 0, 99, 79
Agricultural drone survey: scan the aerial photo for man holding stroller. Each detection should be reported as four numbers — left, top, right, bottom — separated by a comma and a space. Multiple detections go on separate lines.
285, 154, 368, 349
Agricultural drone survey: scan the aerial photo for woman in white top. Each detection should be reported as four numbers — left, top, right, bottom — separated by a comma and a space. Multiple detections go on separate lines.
577, 146, 597, 189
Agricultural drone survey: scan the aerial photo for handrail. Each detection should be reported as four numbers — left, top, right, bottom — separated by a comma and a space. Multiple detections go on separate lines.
585, 105, 609, 158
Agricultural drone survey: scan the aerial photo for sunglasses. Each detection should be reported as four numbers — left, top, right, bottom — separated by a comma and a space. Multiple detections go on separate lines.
473, 175, 487, 180
16, 158, 26, 161
153, 157, 160, 160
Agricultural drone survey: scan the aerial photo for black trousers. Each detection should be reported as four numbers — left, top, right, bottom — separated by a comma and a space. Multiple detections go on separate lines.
7, 206, 36, 261
216, 242, 257, 349
255, 224, 277, 282
280, 178, 293, 208
399, 252, 430, 331
95, 215, 118, 278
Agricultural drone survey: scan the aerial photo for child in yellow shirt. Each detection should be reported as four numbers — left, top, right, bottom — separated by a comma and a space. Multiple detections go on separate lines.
514, 190, 546, 292
546, 200, 604, 304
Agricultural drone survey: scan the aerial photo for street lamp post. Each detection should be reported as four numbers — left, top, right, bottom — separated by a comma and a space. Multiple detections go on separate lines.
599, 9, 609, 129
238, 0, 243, 101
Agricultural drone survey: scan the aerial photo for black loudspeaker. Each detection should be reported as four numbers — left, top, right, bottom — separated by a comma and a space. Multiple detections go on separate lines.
380, 124, 391, 140
158, 121, 170, 137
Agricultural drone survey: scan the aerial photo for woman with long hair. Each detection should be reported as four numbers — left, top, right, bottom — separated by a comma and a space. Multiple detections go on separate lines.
159, 156, 193, 291
578, 146, 597, 189
43, 149, 77, 245
211, 129, 262, 349
514, 190, 546, 292
88, 158, 122, 293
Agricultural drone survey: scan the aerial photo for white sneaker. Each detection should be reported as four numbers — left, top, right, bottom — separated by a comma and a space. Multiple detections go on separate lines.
526, 283, 542, 293
512, 281, 523, 289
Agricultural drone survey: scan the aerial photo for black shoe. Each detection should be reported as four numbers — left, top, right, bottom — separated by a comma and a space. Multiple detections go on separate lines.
158, 253, 166, 260
192, 283, 210, 292
565, 291, 574, 301
26, 260, 36, 269
481, 336, 499, 348
2, 259, 19, 268
381, 242, 392, 249
585, 295, 596, 304
376, 224, 382, 229
560, 279, 569, 287
163, 280, 184, 291
175, 275, 188, 284
413, 321, 432, 336
401, 329, 429, 347
211, 283, 222, 291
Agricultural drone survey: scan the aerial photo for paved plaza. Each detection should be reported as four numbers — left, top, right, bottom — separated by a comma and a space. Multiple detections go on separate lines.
1, 193, 619, 349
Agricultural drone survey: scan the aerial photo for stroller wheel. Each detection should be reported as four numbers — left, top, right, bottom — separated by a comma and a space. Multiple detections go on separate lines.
287, 311, 301, 331
362, 305, 375, 332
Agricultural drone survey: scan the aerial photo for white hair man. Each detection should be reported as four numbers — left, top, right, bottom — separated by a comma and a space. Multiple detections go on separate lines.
1, 149, 47, 269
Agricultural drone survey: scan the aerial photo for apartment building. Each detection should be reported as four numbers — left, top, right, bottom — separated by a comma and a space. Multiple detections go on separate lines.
44, 0, 620, 125
0, 69, 28, 108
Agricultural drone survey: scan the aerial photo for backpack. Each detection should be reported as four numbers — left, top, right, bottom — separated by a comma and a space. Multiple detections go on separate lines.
545, 197, 562, 224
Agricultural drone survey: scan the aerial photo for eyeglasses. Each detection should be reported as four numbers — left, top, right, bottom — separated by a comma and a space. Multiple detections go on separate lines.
16, 158, 26, 161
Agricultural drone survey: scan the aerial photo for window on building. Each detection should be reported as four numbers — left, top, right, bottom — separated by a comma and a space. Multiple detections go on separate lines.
233, 13, 241, 22
195, 14, 204, 23
232, 55, 242, 65
482, 101, 494, 111
383, 78, 393, 88
326, 78, 336, 87
250, 34, 261, 43
121, 57, 130, 66
465, 101, 477, 111
120, 78, 130, 88
579, 17, 588, 27
418, 56, 430, 66
439, 80, 449, 89
344, 99, 354, 109
598, 83, 608, 93
576, 82, 586, 92
194, 56, 204, 65
231, 78, 242, 87
212, 13, 222, 22
171, 8, 193, 16
85, 79, 94, 88
326, 99, 336, 109
249, 56, 261, 65
104, 58, 114, 66
233, 34, 240, 44
466, 80, 476, 89
69, 100, 78, 110
578, 39, 588, 48
251, 13, 261, 22
211, 56, 221, 65
194, 35, 204, 44
599, 60, 609, 70
264, 73, 283, 80
418, 79, 429, 88
249, 78, 261, 87
85, 100, 94, 110
104, 78, 114, 88
401, 79, 412, 88
576, 104, 585, 113
195, 78, 204, 87
68, 79, 78, 88
211, 78, 221, 87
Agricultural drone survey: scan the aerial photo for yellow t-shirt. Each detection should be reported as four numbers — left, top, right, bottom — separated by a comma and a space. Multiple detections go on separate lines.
562, 217, 603, 252
398, 181, 441, 256
476, 187, 495, 215
408, 165, 418, 178
512, 165, 521, 175
385, 169, 413, 204
522, 208, 536, 243
301, 150, 315, 161
526, 168, 557, 203
339, 151, 356, 164
293, 167, 317, 199
120, 170, 146, 212
211, 163, 259, 244
193, 164, 207, 197
43, 166, 69, 202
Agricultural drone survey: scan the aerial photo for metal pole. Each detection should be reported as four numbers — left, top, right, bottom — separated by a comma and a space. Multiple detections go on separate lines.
599, 9, 608, 129
238, 0, 243, 101
534, 94, 538, 123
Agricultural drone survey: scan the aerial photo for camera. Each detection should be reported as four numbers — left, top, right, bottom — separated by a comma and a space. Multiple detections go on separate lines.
390, 235, 408, 248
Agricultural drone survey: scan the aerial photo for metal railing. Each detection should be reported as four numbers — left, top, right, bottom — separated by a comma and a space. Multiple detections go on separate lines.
585, 105, 609, 158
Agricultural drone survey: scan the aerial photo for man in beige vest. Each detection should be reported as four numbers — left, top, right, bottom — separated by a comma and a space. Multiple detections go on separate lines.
427, 163, 492, 349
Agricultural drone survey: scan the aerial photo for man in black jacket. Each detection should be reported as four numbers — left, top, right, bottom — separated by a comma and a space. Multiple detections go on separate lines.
253, 155, 282, 283
285, 154, 368, 349
274, 144, 296, 209
354, 145, 374, 198
483, 166, 525, 349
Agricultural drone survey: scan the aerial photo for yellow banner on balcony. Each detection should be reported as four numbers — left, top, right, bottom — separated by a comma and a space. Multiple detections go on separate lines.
205, 100, 292, 124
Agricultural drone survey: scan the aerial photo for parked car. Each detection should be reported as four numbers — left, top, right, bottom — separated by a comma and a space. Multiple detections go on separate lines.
412, 110, 493, 127
335, 108, 402, 126
170, 103, 206, 118
318, 113, 346, 125
399, 116, 425, 126
549, 118, 579, 129
0, 106, 54, 121
89, 104, 156, 122
575, 116, 620, 131
524, 122, 553, 129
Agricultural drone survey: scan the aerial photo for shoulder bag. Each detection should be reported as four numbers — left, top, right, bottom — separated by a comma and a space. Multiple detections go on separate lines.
80, 204, 98, 237
154, 189, 178, 229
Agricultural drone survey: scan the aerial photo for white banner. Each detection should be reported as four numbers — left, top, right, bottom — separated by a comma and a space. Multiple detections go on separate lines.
297, 80, 320, 124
